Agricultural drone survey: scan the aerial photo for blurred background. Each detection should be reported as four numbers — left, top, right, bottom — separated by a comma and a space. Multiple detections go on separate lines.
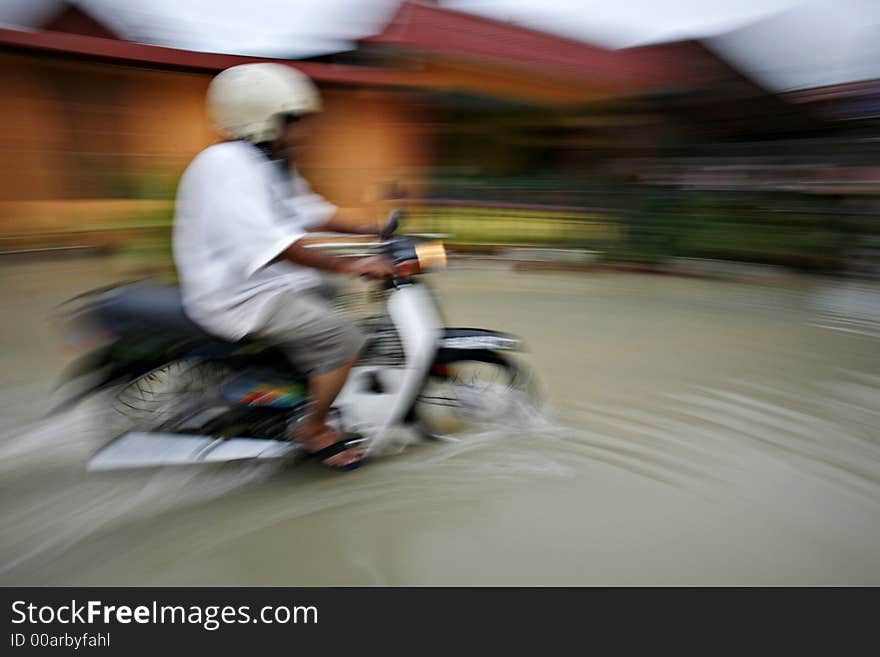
1, 1, 879, 586
1, 0, 879, 274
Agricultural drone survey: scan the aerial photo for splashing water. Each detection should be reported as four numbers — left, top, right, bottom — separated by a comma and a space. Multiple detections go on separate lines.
2, 262, 879, 585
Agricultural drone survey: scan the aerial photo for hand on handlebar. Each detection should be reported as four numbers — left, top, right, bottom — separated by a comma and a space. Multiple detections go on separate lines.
346, 255, 396, 280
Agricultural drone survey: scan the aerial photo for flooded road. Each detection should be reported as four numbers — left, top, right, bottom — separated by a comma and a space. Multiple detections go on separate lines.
1, 257, 879, 585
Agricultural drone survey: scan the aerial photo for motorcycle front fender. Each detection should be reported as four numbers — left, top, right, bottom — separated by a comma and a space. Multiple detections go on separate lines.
438, 328, 523, 352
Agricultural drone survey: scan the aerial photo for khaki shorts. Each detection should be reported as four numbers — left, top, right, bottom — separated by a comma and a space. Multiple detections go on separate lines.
246, 286, 367, 376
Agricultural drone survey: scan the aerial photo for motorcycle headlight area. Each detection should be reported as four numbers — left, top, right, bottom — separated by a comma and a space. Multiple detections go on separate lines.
415, 241, 447, 271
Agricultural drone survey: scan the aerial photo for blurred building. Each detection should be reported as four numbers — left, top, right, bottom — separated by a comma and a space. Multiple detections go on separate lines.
0, 1, 877, 268
0, 2, 437, 251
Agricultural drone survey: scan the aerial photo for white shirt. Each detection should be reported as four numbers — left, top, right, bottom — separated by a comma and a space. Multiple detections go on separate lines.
173, 140, 338, 341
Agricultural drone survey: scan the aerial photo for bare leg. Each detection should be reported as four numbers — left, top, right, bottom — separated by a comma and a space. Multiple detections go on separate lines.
296, 355, 365, 467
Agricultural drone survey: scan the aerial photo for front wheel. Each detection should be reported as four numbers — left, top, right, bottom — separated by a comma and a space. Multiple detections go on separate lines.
411, 349, 539, 440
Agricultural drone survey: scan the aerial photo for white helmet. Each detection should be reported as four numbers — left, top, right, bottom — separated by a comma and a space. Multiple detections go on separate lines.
207, 63, 322, 144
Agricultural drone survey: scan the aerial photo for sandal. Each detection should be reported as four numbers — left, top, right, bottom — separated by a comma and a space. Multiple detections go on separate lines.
292, 408, 369, 471
306, 435, 369, 471
297, 422, 367, 470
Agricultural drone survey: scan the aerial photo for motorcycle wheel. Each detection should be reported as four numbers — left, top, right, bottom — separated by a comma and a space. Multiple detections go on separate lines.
412, 349, 538, 441
112, 359, 230, 432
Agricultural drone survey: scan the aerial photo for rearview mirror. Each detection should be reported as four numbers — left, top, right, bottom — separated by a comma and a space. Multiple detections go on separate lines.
381, 209, 405, 239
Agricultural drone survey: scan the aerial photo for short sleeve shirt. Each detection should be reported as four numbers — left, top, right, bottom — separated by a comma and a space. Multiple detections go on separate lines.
173, 141, 337, 340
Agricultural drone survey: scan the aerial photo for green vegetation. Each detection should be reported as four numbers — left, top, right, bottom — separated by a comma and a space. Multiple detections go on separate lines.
605, 190, 852, 269
2, 166, 866, 275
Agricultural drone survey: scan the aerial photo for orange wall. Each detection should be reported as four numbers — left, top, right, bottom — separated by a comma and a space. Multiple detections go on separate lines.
0, 52, 215, 202
0, 51, 434, 233
302, 87, 435, 206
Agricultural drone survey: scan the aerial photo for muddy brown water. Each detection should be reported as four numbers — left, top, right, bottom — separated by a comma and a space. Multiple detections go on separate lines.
1, 257, 878, 585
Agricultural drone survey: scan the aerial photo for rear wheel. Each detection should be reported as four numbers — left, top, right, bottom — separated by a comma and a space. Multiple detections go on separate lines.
412, 349, 538, 440
112, 359, 230, 432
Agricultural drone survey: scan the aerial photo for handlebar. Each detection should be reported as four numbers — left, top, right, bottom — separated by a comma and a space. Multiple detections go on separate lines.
303, 208, 447, 278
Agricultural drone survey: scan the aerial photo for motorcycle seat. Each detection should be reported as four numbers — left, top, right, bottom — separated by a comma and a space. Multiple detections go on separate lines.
93, 283, 223, 340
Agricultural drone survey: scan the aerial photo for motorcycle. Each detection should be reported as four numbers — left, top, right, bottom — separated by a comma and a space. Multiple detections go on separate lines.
53, 210, 537, 471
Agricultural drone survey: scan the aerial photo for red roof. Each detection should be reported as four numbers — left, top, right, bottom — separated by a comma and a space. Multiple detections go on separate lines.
42, 3, 121, 40
0, 0, 743, 97
785, 78, 880, 103
362, 1, 726, 92
0, 26, 424, 87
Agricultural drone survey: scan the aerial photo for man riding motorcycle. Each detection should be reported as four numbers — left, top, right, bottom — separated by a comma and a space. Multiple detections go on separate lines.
173, 63, 395, 470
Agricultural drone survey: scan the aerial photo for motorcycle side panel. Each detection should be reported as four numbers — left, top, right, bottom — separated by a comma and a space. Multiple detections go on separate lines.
222, 372, 309, 408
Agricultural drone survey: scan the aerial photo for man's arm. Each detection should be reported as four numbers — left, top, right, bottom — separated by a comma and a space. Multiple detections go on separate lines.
313, 207, 383, 236
280, 240, 396, 279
